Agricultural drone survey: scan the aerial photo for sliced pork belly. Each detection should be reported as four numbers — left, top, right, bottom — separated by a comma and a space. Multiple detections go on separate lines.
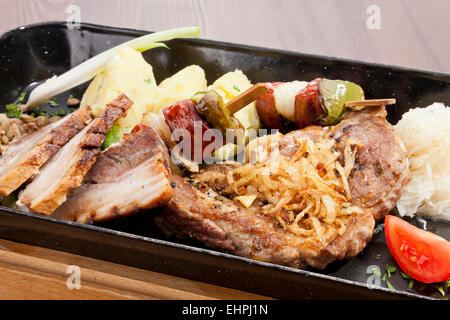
19, 94, 132, 215
0, 107, 91, 196
51, 126, 172, 223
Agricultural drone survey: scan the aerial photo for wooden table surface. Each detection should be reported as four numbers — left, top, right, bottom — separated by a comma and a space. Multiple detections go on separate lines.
0, 0, 448, 300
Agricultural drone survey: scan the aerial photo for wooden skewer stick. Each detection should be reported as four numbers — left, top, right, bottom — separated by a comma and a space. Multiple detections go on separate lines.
344, 98, 396, 108
226, 83, 269, 114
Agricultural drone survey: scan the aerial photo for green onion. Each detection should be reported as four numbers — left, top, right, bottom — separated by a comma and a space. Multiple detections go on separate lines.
408, 280, 414, 289
375, 254, 381, 260
382, 273, 387, 282
18, 92, 26, 103
144, 78, 152, 84
400, 271, 412, 280
49, 98, 59, 107
23, 26, 201, 111
386, 280, 396, 290
6, 104, 21, 119
233, 85, 240, 92
371, 268, 381, 278
386, 264, 396, 278
434, 285, 445, 297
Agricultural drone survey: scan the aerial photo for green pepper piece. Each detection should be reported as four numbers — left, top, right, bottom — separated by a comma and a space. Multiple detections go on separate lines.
102, 125, 123, 150
318, 79, 364, 125
194, 90, 243, 135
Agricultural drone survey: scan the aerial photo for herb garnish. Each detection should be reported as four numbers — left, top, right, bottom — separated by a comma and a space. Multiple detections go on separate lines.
57, 109, 67, 116
371, 268, 381, 278
386, 264, 396, 278
233, 85, 240, 92
433, 285, 445, 297
386, 280, 396, 290
18, 92, 26, 103
49, 98, 59, 107
144, 78, 152, 84
6, 104, 21, 119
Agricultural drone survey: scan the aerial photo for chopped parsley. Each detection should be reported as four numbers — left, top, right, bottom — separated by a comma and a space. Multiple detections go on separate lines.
49, 97, 59, 107
144, 78, 152, 84
386, 264, 396, 278
18, 92, 26, 103
57, 109, 67, 116
6, 104, 21, 119
68, 107, 78, 112
36, 108, 47, 116
371, 268, 381, 278
68, 94, 74, 99
233, 85, 240, 92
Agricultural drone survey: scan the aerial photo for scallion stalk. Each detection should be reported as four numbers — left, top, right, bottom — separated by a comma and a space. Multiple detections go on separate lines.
23, 26, 201, 111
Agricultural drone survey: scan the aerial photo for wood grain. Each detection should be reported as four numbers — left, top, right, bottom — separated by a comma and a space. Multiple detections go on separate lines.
0, 239, 271, 300
0, 0, 449, 73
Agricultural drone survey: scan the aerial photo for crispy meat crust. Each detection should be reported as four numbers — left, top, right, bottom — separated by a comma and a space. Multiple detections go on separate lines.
0, 107, 91, 196
155, 174, 375, 269
19, 94, 132, 215
51, 126, 172, 223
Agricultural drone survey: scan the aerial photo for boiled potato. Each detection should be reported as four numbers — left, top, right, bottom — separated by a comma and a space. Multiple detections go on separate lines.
80, 47, 157, 133
152, 65, 207, 113
209, 69, 261, 143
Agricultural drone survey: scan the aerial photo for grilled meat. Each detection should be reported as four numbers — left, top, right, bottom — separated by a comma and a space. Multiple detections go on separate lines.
0, 107, 91, 196
155, 174, 375, 269
19, 94, 132, 215
154, 106, 409, 269
51, 125, 172, 223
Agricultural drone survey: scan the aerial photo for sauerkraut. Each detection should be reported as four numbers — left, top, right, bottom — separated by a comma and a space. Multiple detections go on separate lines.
395, 102, 450, 221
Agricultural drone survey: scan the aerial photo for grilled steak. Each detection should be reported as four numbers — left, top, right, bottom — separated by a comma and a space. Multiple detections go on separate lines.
0, 107, 91, 196
155, 174, 375, 269
154, 106, 409, 269
19, 94, 132, 215
51, 126, 172, 223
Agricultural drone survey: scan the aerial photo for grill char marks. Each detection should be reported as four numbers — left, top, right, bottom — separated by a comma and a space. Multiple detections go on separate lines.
19, 94, 133, 215
0, 107, 92, 196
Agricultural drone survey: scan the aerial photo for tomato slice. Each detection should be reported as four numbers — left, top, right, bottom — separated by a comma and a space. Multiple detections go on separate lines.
385, 215, 450, 283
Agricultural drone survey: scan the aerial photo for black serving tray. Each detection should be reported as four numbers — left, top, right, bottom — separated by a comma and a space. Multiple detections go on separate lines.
0, 22, 449, 300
